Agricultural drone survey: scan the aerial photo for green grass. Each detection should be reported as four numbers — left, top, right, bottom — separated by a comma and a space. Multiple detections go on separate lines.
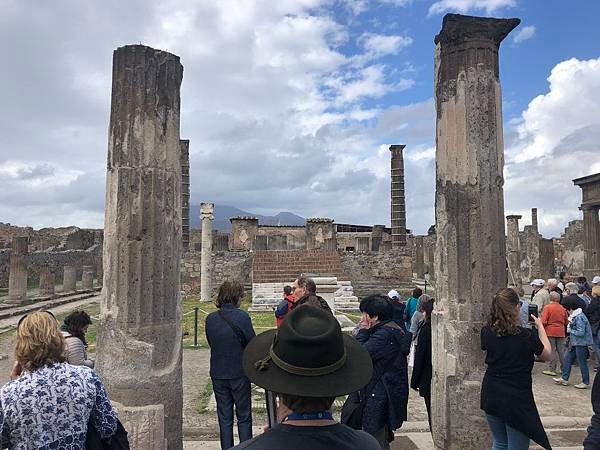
197, 380, 214, 413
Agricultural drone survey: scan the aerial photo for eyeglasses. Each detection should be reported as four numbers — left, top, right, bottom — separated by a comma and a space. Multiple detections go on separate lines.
16, 310, 56, 330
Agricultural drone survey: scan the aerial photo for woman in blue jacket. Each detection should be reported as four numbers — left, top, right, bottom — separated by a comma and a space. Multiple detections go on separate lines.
345, 295, 411, 449
554, 295, 594, 389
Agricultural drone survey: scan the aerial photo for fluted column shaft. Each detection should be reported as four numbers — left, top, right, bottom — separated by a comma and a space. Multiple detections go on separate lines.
200, 203, 214, 302
8, 237, 28, 303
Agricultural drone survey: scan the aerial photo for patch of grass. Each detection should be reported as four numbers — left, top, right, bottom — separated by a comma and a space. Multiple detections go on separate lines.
182, 295, 276, 349
197, 380, 214, 413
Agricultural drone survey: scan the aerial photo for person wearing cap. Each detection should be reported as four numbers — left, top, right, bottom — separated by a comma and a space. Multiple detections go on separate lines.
343, 295, 411, 449
593, 276, 600, 286
387, 289, 406, 331
233, 306, 380, 449
531, 279, 550, 313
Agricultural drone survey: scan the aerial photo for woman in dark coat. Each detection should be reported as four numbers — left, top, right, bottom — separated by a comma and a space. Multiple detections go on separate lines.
481, 288, 552, 450
345, 295, 411, 449
410, 298, 434, 432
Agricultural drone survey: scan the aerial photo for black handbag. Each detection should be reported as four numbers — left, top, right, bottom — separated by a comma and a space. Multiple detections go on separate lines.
86, 418, 130, 450
340, 393, 365, 429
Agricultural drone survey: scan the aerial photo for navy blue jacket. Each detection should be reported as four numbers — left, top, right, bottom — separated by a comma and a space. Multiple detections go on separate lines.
585, 369, 600, 449
353, 320, 411, 433
205, 304, 256, 379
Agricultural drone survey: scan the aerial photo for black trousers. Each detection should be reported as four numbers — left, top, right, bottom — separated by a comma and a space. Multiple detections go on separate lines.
212, 377, 253, 450
423, 392, 432, 433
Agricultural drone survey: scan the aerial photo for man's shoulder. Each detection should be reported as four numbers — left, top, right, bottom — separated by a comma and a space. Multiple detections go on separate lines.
232, 424, 380, 450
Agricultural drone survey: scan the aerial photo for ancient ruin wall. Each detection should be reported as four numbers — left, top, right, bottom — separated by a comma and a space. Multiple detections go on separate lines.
0, 247, 101, 288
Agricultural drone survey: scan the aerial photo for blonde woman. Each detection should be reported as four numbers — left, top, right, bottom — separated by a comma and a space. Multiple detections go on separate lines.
0, 311, 117, 448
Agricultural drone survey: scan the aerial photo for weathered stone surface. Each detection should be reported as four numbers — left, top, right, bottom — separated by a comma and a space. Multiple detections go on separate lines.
180, 140, 190, 253
573, 173, 600, 280
95, 44, 183, 450
355, 236, 370, 252
39, 270, 55, 297
524, 224, 541, 279
81, 265, 94, 290
432, 13, 517, 450
414, 236, 425, 278
113, 402, 166, 450
62, 265, 77, 292
230, 217, 258, 251
200, 203, 214, 303
306, 218, 336, 250
506, 215, 522, 285
389, 145, 407, 247
8, 237, 29, 303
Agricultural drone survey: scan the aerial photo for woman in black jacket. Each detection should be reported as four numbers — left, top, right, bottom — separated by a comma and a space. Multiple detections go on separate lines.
481, 288, 552, 450
410, 298, 434, 432
344, 295, 411, 449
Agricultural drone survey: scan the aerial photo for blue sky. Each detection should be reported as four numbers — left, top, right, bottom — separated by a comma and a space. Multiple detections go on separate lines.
1, 0, 599, 238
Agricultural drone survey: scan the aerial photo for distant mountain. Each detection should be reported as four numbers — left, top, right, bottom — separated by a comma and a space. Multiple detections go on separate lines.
189, 204, 306, 231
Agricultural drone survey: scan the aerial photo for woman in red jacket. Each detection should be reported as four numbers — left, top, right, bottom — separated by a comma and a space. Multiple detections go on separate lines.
541, 291, 568, 376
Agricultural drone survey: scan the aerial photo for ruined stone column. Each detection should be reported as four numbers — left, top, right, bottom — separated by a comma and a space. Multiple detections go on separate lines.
506, 215, 522, 286
200, 203, 214, 302
389, 145, 407, 247
39, 270, 55, 297
63, 266, 77, 292
96, 255, 104, 287
582, 206, 600, 280
415, 236, 425, 278
531, 207, 538, 233
432, 14, 518, 449
81, 266, 94, 290
180, 140, 190, 253
8, 237, 28, 304
95, 44, 183, 450
371, 225, 385, 251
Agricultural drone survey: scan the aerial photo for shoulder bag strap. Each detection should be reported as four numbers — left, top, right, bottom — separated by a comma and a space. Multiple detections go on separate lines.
218, 310, 249, 349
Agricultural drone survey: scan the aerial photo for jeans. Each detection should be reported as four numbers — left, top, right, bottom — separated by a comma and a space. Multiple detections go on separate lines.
548, 336, 566, 372
485, 414, 530, 450
212, 377, 253, 450
562, 345, 590, 385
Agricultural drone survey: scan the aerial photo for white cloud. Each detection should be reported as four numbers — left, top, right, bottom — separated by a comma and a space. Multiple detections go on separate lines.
428, 0, 516, 15
513, 25, 536, 44
504, 57, 600, 237
358, 32, 413, 58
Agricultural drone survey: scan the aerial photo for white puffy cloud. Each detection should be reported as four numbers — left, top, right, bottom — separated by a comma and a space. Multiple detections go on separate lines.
358, 32, 413, 58
513, 25, 536, 44
428, 0, 516, 15
504, 58, 600, 237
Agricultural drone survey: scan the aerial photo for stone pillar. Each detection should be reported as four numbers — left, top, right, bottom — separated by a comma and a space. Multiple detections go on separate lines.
355, 236, 370, 252
7, 236, 28, 303
506, 215, 522, 286
230, 217, 259, 251
95, 45, 183, 450
82, 266, 95, 290
306, 218, 336, 250
63, 266, 77, 292
39, 270, 55, 297
432, 14, 518, 450
389, 145, 407, 247
200, 203, 214, 302
180, 140, 190, 253
582, 207, 600, 280
524, 225, 541, 279
96, 255, 104, 287
371, 225, 385, 251
415, 236, 425, 278
531, 207, 538, 233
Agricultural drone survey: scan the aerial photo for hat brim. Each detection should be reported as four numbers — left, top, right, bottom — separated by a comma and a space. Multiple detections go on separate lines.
243, 329, 373, 397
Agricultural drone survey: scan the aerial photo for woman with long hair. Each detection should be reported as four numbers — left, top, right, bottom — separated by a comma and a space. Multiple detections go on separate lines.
0, 311, 116, 448
481, 288, 552, 450
61, 310, 94, 368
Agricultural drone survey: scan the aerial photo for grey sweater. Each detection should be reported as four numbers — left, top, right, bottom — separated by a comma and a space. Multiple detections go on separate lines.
61, 331, 94, 368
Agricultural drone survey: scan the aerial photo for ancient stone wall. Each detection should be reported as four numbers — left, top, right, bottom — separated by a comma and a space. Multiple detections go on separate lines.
539, 238, 556, 279
181, 250, 252, 295
340, 250, 412, 284
0, 224, 101, 252
0, 246, 101, 288
559, 220, 584, 275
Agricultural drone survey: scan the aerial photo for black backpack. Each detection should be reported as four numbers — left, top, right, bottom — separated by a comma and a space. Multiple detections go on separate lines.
86, 418, 130, 450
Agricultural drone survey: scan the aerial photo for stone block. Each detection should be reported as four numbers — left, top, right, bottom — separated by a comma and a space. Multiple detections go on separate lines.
113, 402, 166, 450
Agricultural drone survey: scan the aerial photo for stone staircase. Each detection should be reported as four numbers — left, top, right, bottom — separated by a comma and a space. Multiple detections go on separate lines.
251, 250, 346, 283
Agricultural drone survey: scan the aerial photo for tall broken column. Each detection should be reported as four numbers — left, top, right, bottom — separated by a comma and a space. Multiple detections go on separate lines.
63, 266, 77, 292
531, 207, 538, 233
432, 14, 518, 449
573, 173, 600, 280
96, 44, 183, 450
39, 270, 55, 297
389, 145, 407, 247
414, 236, 425, 278
8, 237, 28, 304
200, 203, 214, 302
180, 140, 190, 252
506, 215, 522, 286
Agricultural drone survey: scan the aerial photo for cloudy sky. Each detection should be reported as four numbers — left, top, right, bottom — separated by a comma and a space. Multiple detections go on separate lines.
1, 0, 599, 237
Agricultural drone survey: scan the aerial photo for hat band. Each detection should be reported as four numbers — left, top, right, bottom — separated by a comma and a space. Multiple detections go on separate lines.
269, 346, 347, 377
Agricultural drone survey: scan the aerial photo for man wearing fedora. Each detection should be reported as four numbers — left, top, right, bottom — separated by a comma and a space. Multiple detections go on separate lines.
232, 305, 380, 449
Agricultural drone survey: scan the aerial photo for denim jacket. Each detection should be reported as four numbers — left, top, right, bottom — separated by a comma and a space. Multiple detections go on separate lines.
568, 309, 594, 346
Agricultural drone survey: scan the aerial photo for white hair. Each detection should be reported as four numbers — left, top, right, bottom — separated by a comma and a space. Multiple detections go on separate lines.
547, 278, 558, 287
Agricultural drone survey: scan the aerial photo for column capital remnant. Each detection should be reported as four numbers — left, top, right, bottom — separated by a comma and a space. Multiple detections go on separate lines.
435, 13, 520, 47
389, 144, 406, 156
506, 215, 523, 220
200, 202, 215, 220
